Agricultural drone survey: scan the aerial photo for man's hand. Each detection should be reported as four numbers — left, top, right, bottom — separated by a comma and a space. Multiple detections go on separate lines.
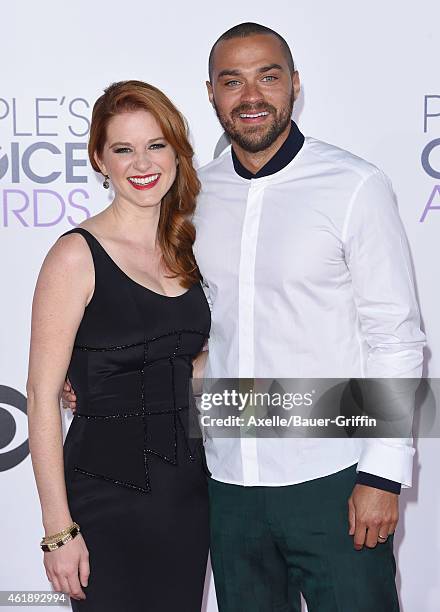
61, 379, 77, 412
348, 484, 399, 550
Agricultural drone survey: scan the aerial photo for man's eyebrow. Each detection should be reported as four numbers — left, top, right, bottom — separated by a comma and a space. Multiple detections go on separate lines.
258, 63, 283, 73
217, 69, 242, 79
217, 64, 284, 79
109, 137, 165, 147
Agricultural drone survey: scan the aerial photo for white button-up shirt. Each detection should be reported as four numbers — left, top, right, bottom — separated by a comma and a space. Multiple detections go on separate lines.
193, 135, 425, 488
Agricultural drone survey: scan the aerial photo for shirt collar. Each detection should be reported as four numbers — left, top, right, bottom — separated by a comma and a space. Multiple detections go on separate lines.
231, 120, 305, 180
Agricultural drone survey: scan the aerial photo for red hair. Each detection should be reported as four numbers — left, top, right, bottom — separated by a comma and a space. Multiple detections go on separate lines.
88, 80, 200, 287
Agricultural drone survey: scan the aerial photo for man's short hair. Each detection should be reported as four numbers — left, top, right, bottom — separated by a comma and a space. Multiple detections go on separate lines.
208, 22, 295, 81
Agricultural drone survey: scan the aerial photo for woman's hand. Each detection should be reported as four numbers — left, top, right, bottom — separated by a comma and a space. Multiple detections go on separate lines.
44, 533, 90, 600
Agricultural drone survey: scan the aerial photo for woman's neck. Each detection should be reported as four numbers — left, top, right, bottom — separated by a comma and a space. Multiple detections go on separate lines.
103, 197, 162, 249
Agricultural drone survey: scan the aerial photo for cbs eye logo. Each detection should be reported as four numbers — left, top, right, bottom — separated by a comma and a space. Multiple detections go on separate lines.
0, 385, 29, 471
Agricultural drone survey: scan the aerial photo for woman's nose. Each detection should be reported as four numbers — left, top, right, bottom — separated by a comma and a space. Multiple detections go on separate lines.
133, 152, 153, 172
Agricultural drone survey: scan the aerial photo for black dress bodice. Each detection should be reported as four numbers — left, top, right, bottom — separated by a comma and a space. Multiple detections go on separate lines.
62, 227, 211, 493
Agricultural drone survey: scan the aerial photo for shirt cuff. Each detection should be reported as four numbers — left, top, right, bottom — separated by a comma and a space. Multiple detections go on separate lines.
356, 471, 401, 494
357, 439, 414, 487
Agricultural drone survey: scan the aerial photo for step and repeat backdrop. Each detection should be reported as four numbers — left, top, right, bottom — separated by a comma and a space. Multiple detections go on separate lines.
1, 1, 439, 610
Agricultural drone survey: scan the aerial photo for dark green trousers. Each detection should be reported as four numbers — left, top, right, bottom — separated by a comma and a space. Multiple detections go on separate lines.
208, 464, 399, 612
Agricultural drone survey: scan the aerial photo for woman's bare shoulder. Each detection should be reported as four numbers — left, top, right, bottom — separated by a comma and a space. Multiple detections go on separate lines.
49, 210, 108, 266
31, 233, 94, 298
50, 231, 93, 269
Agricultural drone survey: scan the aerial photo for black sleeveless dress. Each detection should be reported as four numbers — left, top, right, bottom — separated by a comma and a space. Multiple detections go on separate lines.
62, 228, 211, 612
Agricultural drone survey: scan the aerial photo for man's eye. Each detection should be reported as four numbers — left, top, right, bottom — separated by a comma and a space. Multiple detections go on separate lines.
262, 75, 277, 82
225, 80, 241, 87
114, 147, 131, 153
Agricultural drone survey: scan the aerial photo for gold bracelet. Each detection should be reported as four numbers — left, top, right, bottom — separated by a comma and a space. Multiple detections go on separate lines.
41, 521, 80, 544
40, 522, 80, 552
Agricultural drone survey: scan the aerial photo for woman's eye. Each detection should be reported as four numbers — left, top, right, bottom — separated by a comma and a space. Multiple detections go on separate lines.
149, 143, 166, 150
114, 147, 131, 154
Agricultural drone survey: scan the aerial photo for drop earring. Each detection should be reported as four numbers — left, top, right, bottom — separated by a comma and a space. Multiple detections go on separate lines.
103, 175, 110, 189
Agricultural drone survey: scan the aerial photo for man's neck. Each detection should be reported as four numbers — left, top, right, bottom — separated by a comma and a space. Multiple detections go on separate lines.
231, 122, 292, 175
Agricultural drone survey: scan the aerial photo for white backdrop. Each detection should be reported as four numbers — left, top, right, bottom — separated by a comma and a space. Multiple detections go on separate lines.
1, 1, 439, 610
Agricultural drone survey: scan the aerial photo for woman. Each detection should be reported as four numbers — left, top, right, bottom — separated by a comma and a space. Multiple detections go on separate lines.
27, 80, 211, 611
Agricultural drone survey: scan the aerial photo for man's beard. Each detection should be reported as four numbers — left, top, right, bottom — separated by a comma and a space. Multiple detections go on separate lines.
212, 91, 295, 153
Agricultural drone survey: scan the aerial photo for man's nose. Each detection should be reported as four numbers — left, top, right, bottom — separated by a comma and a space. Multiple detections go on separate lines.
240, 81, 264, 105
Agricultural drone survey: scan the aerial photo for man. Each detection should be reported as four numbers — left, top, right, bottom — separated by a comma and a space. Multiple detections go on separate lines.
193, 22, 424, 612
64, 22, 424, 612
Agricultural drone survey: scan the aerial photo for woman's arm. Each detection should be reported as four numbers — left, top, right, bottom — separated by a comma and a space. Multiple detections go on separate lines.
27, 233, 94, 600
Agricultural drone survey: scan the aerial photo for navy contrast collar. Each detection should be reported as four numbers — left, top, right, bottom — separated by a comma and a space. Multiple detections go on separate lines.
231, 121, 305, 179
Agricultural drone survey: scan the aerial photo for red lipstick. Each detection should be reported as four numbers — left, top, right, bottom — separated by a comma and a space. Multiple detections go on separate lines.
127, 173, 161, 190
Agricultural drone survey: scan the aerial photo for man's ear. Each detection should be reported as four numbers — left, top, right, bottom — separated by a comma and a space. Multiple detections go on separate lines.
206, 81, 214, 107
93, 151, 108, 176
292, 71, 301, 102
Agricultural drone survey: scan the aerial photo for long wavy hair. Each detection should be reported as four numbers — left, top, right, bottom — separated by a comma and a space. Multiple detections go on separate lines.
88, 80, 200, 287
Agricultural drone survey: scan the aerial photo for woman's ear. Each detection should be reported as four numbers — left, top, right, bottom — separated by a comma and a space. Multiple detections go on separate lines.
93, 151, 108, 176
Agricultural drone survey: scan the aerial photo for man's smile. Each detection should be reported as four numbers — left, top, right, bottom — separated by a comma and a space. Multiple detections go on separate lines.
238, 110, 270, 124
